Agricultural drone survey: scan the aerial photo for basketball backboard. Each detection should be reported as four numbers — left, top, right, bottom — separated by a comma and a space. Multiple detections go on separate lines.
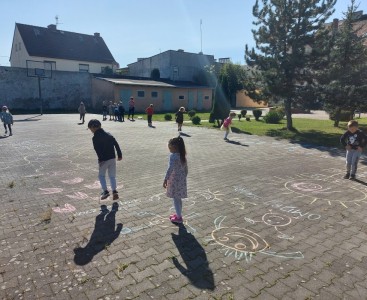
26, 60, 53, 78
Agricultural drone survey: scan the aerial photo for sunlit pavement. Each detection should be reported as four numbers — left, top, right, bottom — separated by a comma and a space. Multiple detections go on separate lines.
1, 113, 367, 299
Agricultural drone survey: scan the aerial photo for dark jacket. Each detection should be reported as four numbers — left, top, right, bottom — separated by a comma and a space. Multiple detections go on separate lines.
340, 129, 366, 150
92, 128, 122, 162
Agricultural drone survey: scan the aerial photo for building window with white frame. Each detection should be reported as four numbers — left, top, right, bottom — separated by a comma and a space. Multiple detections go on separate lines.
79, 64, 89, 72
151, 91, 158, 98
137, 90, 145, 97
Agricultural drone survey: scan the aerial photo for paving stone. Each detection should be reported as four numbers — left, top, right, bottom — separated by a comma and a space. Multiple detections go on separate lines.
2, 114, 367, 299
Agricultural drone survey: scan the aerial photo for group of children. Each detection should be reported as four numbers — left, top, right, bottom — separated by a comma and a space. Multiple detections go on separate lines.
87, 119, 188, 223
2, 101, 365, 223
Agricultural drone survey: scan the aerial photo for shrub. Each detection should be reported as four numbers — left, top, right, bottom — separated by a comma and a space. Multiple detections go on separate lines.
246, 117, 251, 121
252, 109, 262, 121
188, 110, 196, 119
329, 110, 353, 122
191, 116, 201, 125
238, 114, 242, 121
274, 107, 285, 119
264, 110, 283, 124
164, 113, 172, 121
240, 109, 247, 117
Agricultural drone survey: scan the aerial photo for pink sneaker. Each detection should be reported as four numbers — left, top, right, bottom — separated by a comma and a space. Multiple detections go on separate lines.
170, 215, 183, 224
169, 214, 177, 221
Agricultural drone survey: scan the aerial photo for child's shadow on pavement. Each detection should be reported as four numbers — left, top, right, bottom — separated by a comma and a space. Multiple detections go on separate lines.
74, 203, 122, 265
171, 225, 215, 290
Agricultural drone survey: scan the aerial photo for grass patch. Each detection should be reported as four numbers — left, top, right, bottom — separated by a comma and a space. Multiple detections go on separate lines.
189, 117, 367, 148
139, 112, 211, 122
7, 181, 15, 188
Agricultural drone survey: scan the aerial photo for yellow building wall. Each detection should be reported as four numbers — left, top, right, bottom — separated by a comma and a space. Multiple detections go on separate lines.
112, 84, 212, 112
236, 90, 267, 108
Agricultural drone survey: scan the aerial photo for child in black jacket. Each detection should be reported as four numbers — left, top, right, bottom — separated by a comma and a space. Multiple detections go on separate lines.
88, 119, 122, 200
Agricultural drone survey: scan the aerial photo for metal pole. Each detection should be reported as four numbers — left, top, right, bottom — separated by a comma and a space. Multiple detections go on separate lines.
38, 76, 43, 115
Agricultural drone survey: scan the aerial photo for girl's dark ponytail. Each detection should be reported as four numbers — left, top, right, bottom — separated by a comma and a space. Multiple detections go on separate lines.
177, 136, 186, 164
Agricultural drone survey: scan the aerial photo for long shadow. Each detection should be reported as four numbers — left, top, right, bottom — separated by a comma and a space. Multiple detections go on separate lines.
14, 114, 42, 122
0, 135, 10, 139
225, 139, 249, 147
74, 203, 122, 265
266, 128, 346, 158
353, 179, 367, 186
179, 132, 191, 137
230, 127, 253, 135
171, 225, 215, 290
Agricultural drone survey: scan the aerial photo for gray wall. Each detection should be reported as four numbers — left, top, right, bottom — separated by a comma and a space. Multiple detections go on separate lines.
128, 50, 215, 81
0, 66, 92, 110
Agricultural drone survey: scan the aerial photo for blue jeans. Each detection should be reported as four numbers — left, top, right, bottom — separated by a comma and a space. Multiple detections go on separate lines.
346, 149, 361, 175
98, 158, 117, 192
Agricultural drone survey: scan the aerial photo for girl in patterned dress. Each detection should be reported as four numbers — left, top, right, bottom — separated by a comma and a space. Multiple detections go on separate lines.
163, 136, 188, 224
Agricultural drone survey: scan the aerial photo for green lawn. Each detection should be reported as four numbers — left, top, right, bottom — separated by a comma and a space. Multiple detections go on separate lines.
140, 112, 367, 148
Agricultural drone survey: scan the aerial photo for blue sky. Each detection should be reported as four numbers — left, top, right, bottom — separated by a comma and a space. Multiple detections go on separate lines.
1, 0, 366, 68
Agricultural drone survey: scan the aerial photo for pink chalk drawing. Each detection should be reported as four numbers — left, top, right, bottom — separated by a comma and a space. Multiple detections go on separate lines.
52, 203, 76, 213
84, 181, 101, 189
61, 177, 84, 184
66, 192, 89, 200
39, 188, 63, 195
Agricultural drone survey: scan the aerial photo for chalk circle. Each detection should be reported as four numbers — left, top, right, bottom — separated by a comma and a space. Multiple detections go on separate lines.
262, 213, 292, 227
212, 228, 269, 253
285, 179, 367, 202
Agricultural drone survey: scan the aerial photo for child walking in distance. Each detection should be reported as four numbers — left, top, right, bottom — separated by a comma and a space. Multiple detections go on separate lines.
1, 106, 13, 136
88, 119, 122, 200
340, 120, 366, 180
78, 102, 86, 123
145, 104, 154, 127
102, 101, 108, 121
163, 136, 188, 224
175, 107, 185, 131
221, 112, 236, 140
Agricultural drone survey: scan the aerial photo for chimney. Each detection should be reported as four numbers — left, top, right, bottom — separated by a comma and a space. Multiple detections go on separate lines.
94, 32, 100, 37
332, 18, 339, 32
48, 24, 57, 30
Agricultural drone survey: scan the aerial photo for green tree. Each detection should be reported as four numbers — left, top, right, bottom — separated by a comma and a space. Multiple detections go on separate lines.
150, 68, 160, 80
313, 0, 367, 127
245, 0, 336, 130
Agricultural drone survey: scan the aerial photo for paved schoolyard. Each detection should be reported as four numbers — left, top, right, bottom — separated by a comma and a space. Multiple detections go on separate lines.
1, 113, 367, 300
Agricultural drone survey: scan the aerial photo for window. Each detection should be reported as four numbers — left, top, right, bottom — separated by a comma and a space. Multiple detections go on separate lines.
137, 91, 145, 97
151, 91, 158, 98
79, 64, 89, 72
44, 61, 56, 71
179, 95, 185, 100
205, 95, 210, 100
15, 44, 18, 52
19, 43, 21, 50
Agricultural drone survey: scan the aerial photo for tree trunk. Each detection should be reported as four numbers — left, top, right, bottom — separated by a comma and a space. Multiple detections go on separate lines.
334, 107, 341, 127
284, 97, 293, 130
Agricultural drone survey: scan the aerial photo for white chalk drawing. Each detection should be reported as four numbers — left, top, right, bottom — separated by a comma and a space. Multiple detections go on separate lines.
284, 178, 367, 207
234, 186, 261, 200
231, 199, 257, 210
61, 177, 84, 184
244, 212, 294, 240
120, 212, 199, 235
84, 180, 101, 189
66, 192, 89, 200
52, 204, 76, 213
264, 200, 321, 220
205, 216, 303, 262
39, 188, 63, 195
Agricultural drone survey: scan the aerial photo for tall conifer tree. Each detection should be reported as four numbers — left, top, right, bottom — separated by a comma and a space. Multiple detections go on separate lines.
246, 0, 336, 129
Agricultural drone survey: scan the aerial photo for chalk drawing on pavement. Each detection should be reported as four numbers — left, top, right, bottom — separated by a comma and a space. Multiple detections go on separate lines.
52, 204, 76, 213
39, 188, 63, 195
121, 212, 199, 235
204, 216, 303, 262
